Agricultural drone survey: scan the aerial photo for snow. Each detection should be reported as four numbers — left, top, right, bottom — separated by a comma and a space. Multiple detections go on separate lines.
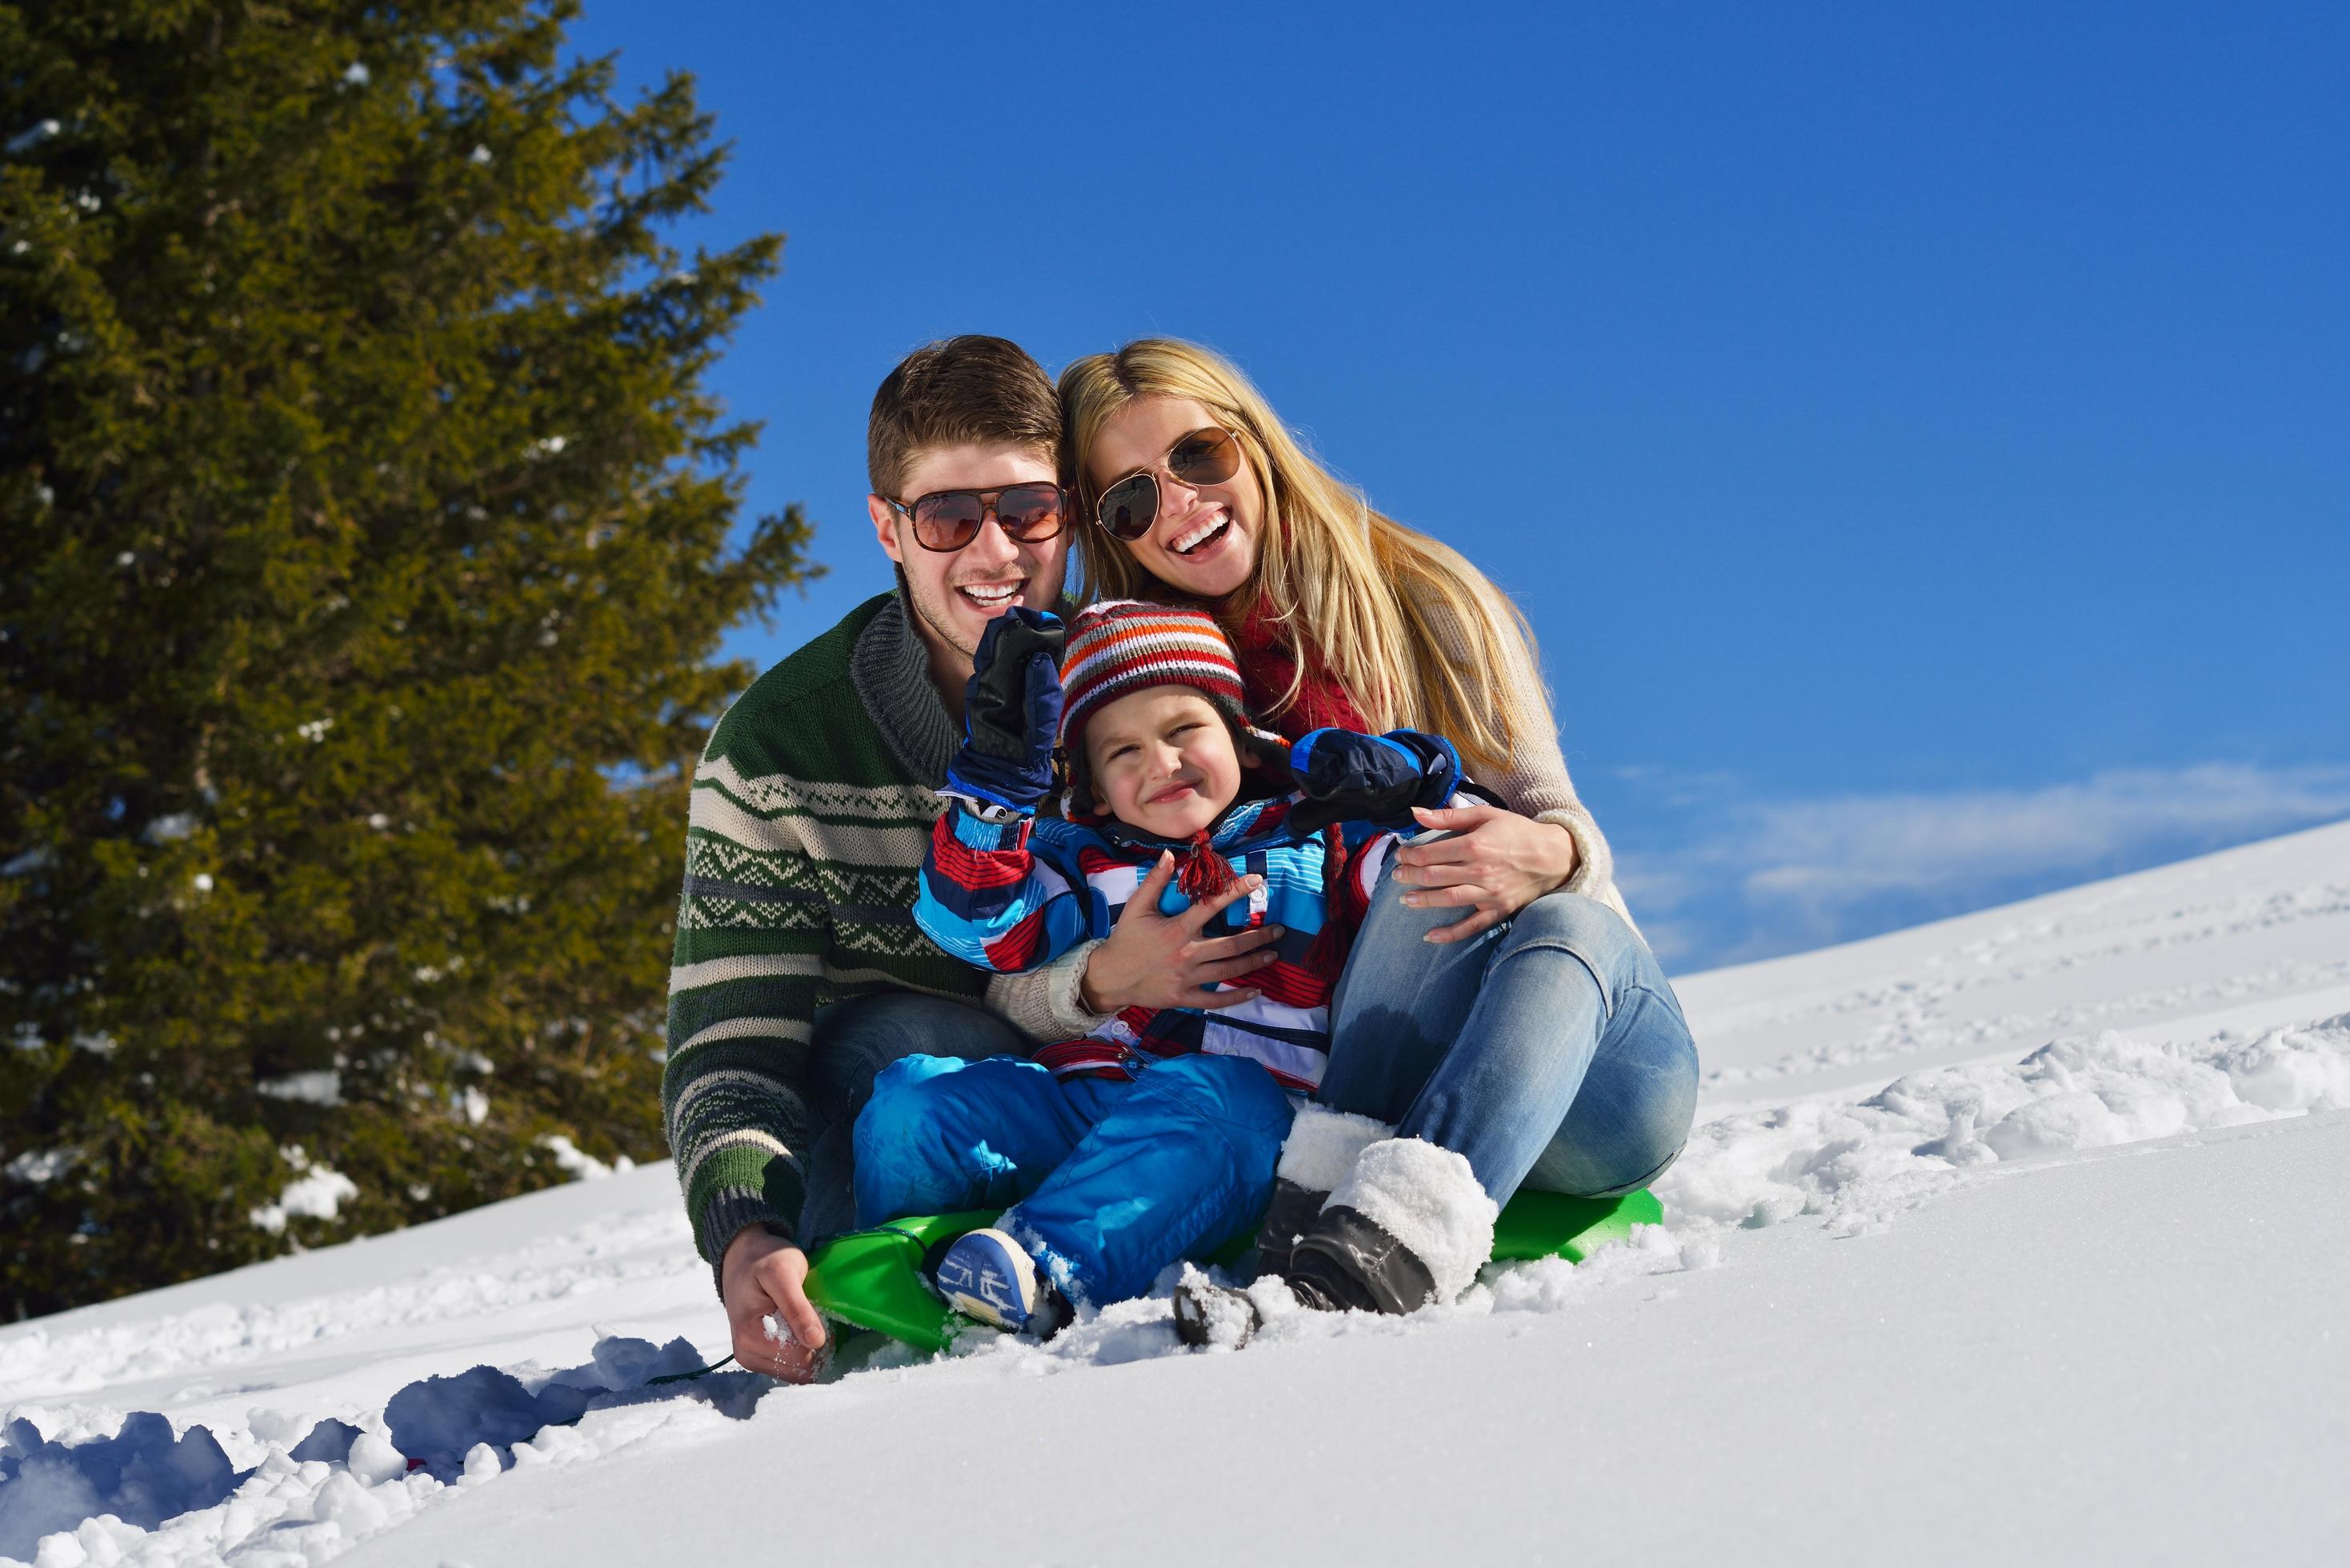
1662, 1018, 2350, 1237
2, 1151, 74, 1187
3, 818, 2347, 1566
539, 1136, 631, 1181
246, 1158, 358, 1236
3, 121, 59, 158
253, 1074, 342, 1108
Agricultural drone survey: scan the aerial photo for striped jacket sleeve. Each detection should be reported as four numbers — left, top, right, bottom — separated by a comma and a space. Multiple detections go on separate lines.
1331, 819, 1403, 934
916, 808, 1104, 975
662, 753, 833, 1278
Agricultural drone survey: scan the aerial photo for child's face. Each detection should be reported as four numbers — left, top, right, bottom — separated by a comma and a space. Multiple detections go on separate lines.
1084, 686, 1251, 842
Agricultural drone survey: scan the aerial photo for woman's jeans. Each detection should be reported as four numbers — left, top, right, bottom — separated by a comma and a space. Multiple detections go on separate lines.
1319, 873, 1699, 1207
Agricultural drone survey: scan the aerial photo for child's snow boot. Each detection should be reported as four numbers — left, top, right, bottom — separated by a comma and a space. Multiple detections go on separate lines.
1285, 1137, 1498, 1316
1255, 1105, 1391, 1280
1171, 1265, 1262, 1350
930, 1226, 1071, 1337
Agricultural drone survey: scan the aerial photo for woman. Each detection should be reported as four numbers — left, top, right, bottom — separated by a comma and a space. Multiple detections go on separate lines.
1036, 338, 1697, 1314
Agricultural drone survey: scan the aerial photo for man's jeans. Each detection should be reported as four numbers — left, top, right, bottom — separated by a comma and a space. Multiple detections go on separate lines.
1320, 873, 1699, 1207
795, 992, 1025, 1246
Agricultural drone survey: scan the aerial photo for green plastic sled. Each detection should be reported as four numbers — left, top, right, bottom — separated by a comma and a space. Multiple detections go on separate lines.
1490, 1186, 1662, 1262
803, 1186, 1661, 1354
800, 1209, 999, 1355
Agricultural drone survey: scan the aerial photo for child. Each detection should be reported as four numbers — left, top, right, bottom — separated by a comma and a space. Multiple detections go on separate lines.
851, 600, 1482, 1336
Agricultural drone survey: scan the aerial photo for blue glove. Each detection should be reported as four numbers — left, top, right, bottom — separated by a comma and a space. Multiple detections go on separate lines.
1286, 728, 1462, 836
943, 608, 1065, 814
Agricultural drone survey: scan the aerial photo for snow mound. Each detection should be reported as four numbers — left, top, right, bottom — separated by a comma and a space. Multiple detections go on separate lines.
0, 1414, 236, 1561
1661, 1014, 2350, 1236
0, 1335, 747, 1567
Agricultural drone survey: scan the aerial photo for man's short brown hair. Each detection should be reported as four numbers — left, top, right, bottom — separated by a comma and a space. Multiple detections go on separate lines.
867, 335, 1060, 502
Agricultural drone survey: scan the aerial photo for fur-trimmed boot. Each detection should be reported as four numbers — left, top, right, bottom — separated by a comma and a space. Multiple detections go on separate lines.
1286, 1138, 1499, 1316
1255, 1104, 1393, 1281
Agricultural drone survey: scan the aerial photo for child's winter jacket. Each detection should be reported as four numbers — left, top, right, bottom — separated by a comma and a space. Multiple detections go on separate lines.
916, 763, 1431, 1094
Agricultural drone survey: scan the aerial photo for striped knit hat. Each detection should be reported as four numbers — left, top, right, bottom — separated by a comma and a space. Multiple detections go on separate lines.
1055, 600, 1254, 754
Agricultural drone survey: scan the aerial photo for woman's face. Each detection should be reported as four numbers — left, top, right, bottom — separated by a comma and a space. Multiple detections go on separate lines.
1087, 395, 1263, 602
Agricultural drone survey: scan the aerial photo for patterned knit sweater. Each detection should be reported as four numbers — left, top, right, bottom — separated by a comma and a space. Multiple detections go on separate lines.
662, 591, 1080, 1274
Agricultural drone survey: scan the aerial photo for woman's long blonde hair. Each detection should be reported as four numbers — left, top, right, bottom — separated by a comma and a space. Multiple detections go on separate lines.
1059, 338, 1551, 780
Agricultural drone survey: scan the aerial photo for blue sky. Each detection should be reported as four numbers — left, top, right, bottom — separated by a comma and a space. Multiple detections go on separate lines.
568, 0, 2349, 971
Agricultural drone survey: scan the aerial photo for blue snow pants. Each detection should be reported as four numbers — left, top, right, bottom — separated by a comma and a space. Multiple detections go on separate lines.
852, 1050, 1295, 1309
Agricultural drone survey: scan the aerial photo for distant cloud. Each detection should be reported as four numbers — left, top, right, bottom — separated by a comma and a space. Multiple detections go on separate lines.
1615, 762, 2350, 971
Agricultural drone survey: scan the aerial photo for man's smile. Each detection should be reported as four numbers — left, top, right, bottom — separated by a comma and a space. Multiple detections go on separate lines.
955, 577, 1027, 610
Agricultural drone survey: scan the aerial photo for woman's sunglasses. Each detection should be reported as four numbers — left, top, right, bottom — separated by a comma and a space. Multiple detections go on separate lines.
886, 482, 1069, 553
1094, 426, 1245, 542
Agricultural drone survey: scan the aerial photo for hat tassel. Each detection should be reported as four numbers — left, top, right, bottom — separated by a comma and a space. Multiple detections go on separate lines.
1177, 830, 1239, 901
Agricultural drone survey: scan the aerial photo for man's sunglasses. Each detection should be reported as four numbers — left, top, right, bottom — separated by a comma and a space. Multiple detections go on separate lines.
1094, 426, 1246, 542
885, 482, 1069, 553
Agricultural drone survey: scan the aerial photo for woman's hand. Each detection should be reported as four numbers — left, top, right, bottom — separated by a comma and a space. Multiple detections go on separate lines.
1078, 851, 1284, 1014
1392, 802, 1579, 944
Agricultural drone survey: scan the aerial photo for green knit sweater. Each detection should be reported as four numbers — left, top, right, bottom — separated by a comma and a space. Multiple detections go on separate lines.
663, 590, 997, 1272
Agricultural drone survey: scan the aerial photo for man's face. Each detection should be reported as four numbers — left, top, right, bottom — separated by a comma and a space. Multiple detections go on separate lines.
867, 443, 1070, 664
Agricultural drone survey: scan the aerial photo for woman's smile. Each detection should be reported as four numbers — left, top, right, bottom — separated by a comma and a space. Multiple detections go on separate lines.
1167, 506, 1231, 557
1089, 395, 1263, 599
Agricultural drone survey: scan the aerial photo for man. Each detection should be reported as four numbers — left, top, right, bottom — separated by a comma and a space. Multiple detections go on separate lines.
662, 337, 1081, 1382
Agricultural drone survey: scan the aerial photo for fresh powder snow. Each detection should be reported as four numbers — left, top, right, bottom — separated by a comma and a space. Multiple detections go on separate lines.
3, 819, 2346, 1566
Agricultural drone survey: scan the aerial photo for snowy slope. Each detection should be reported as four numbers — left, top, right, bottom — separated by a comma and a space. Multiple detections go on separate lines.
6, 819, 2348, 1566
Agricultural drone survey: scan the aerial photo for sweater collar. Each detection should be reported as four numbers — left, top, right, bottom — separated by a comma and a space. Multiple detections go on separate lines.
850, 590, 959, 787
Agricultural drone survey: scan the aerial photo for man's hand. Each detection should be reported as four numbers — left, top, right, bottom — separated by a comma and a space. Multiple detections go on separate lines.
1393, 803, 1580, 944
1077, 851, 1283, 1014
721, 1224, 827, 1383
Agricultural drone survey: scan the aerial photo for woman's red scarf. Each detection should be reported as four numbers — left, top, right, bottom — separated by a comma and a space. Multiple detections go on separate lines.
1227, 601, 1370, 740
1227, 603, 1372, 959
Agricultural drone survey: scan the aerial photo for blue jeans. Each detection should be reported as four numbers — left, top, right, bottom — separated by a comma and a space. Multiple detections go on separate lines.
853, 1052, 1294, 1307
1320, 875, 1698, 1207
795, 993, 1025, 1247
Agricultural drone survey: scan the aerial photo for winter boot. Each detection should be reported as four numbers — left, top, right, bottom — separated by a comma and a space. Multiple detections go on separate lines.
930, 1226, 1072, 1337
1255, 1105, 1392, 1280
1285, 1138, 1498, 1316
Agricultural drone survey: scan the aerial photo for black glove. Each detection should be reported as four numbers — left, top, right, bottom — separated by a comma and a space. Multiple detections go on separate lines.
943, 608, 1065, 813
1286, 728, 1462, 836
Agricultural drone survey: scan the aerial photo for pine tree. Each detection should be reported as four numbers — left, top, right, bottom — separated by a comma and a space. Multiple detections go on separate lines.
0, 0, 815, 1318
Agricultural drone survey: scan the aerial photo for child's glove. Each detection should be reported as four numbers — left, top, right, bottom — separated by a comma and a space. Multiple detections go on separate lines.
943, 608, 1065, 814
1286, 728, 1462, 836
